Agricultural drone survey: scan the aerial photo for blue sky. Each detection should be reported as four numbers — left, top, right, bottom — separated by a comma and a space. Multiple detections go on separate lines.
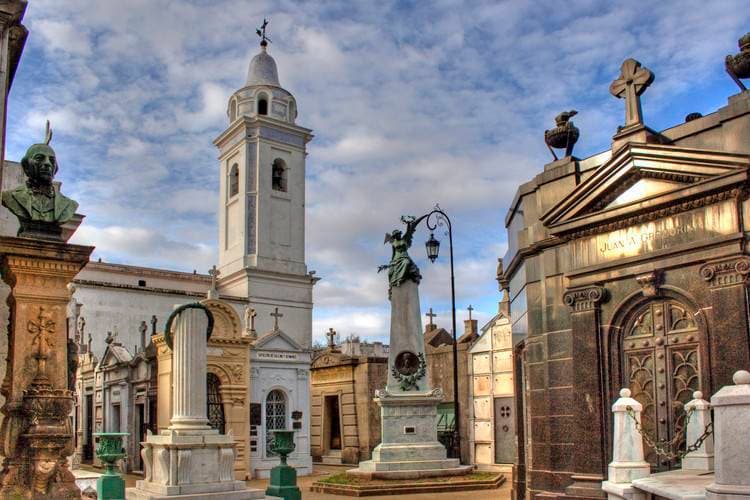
6, 0, 749, 344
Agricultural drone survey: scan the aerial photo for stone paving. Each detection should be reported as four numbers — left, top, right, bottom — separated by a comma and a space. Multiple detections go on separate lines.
105, 464, 511, 499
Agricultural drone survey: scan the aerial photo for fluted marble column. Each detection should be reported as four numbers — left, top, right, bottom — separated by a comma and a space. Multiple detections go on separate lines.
169, 307, 211, 430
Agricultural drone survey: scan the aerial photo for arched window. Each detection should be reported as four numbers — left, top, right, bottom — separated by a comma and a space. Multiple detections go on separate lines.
229, 99, 237, 122
271, 159, 287, 192
228, 164, 239, 198
265, 389, 287, 455
257, 94, 268, 116
207, 373, 225, 434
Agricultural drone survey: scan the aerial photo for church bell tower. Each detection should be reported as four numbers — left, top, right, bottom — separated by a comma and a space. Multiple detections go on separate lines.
213, 34, 315, 348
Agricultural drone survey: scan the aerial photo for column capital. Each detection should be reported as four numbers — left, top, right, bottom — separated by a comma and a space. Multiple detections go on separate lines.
699, 256, 750, 288
563, 285, 607, 312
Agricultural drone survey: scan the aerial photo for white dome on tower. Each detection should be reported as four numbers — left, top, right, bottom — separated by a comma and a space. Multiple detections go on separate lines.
228, 41, 298, 125
246, 44, 280, 87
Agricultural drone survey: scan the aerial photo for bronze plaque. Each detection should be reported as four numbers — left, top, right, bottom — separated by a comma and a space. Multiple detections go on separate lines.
394, 351, 420, 376
250, 403, 262, 426
571, 200, 737, 268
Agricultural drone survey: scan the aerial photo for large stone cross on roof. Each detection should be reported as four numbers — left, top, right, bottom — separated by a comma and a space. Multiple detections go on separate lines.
270, 307, 283, 331
426, 308, 437, 327
609, 58, 654, 128
326, 328, 336, 348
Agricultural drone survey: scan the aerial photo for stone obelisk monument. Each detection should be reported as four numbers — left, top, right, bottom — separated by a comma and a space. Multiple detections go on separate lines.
351, 216, 469, 478
127, 304, 264, 499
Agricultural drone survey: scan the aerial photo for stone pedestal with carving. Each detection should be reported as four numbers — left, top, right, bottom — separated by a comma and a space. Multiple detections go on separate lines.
349, 281, 471, 479
0, 236, 92, 499
126, 307, 264, 500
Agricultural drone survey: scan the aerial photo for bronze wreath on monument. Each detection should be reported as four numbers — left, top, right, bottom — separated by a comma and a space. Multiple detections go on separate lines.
391, 351, 427, 391
163, 302, 215, 350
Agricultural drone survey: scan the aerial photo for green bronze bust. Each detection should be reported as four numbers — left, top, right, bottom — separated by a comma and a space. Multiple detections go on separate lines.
2, 122, 78, 239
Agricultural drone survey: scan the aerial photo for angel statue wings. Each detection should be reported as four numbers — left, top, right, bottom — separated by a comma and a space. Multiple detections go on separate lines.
378, 215, 423, 296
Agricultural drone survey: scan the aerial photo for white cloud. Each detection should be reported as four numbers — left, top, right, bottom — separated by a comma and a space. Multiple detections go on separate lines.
7, 0, 750, 343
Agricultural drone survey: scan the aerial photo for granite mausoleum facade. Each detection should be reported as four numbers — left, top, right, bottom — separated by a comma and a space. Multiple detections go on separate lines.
501, 44, 750, 499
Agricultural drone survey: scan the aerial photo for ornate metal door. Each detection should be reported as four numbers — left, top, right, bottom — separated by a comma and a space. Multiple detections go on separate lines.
622, 299, 702, 468
207, 373, 225, 434
494, 397, 515, 464
265, 389, 287, 456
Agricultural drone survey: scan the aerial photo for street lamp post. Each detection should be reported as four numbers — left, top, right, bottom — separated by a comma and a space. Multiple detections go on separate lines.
411, 205, 460, 461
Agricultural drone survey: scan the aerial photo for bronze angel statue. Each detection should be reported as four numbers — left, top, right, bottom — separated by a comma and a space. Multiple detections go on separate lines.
378, 215, 422, 296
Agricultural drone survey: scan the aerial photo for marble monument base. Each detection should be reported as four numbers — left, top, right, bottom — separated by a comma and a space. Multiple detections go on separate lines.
349, 390, 472, 479
126, 428, 264, 500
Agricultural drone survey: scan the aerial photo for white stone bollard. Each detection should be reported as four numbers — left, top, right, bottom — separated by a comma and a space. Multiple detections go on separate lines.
602, 389, 650, 500
706, 370, 750, 500
681, 390, 713, 471
608, 388, 651, 483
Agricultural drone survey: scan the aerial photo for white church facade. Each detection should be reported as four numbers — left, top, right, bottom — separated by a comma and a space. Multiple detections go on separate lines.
0, 38, 317, 479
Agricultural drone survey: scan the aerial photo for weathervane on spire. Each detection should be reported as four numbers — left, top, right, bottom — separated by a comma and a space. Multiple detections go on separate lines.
256, 18, 272, 47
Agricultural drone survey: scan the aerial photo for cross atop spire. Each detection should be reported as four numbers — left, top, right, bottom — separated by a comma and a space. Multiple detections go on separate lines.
256, 18, 272, 47
270, 307, 283, 331
609, 58, 654, 128
326, 328, 337, 348
426, 308, 437, 327
467, 304, 474, 321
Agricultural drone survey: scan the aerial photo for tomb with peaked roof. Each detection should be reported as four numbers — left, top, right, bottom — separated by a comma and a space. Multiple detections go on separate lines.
500, 33, 750, 500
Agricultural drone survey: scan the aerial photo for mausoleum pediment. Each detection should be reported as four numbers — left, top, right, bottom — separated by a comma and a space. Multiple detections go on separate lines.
255, 328, 303, 351
542, 143, 750, 235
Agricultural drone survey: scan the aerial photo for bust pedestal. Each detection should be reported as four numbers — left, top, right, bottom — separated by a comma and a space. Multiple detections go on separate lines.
0, 236, 93, 500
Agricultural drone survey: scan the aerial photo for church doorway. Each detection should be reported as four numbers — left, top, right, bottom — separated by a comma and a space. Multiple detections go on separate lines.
83, 394, 93, 461
323, 395, 342, 454
207, 373, 226, 434
265, 389, 287, 456
134, 403, 145, 471
619, 298, 704, 469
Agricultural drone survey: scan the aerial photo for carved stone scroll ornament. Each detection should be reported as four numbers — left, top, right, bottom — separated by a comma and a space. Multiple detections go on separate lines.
219, 447, 235, 481
699, 257, 750, 288
636, 271, 662, 297
142, 438, 153, 481
563, 286, 607, 312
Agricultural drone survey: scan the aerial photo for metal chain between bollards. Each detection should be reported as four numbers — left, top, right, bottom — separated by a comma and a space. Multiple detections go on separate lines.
625, 405, 713, 461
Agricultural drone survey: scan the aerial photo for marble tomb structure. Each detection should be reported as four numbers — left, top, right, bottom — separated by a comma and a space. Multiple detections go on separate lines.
500, 39, 750, 499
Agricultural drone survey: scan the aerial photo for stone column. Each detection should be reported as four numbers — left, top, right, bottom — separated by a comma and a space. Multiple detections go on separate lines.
602, 388, 650, 500
681, 391, 713, 471
706, 370, 750, 499
700, 257, 750, 389
168, 307, 210, 431
0, 236, 93, 499
563, 285, 608, 498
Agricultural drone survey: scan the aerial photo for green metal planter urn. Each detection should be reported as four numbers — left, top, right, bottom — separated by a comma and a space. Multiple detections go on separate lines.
94, 432, 129, 500
265, 430, 301, 500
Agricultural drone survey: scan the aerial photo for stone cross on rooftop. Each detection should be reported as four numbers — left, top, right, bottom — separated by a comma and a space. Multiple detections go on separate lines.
609, 58, 654, 128
207, 265, 220, 299
426, 308, 437, 327
326, 328, 337, 348
467, 304, 474, 321
270, 307, 283, 331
